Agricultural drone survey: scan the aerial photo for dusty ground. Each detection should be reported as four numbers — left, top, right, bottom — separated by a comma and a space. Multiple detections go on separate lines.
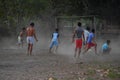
0, 38, 120, 80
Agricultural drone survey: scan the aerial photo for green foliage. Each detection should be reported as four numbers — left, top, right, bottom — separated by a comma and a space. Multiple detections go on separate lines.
0, 0, 51, 37
0, 0, 120, 37
107, 70, 120, 79
87, 69, 96, 76
86, 77, 95, 80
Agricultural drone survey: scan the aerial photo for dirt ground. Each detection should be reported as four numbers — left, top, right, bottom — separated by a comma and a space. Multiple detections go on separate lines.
0, 38, 120, 80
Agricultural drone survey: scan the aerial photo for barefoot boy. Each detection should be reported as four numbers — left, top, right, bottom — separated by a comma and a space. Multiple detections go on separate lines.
72, 22, 85, 59
84, 28, 97, 54
26, 22, 38, 55
102, 40, 111, 54
49, 28, 59, 53
18, 27, 26, 47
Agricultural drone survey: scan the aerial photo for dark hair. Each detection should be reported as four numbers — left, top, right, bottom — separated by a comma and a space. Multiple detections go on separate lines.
107, 40, 111, 44
78, 22, 81, 27
30, 22, 34, 27
22, 27, 26, 30
55, 28, 59, 32
86, 27, 90, 31
91, 28, 95, 33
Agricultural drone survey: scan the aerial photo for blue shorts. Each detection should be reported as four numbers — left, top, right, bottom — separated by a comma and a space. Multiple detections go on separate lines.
50, 40, 58, 48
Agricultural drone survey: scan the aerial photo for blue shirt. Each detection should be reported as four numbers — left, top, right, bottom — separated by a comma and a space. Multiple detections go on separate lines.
102, 43, 108, 50
52, 32, 59, 41
87, 32, 94, 43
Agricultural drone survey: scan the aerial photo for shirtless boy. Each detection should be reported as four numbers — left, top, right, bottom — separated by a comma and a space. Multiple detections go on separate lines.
26, 22, 38, 55
18, 27, 26, 47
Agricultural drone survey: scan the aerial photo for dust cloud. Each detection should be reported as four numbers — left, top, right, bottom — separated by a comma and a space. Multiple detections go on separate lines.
0, 21, 120, 64
57, 34, 120, 63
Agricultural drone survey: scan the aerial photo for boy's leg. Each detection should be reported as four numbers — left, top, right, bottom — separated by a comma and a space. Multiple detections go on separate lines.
74, 39, 78, 58
103, 48, 111, 54
18, 41, 21, 47
27, 37, 34, 55
29, 37, 34, 55
108, 48, 111, 54
94, 43, 97, 54
76, 39, 82, 63
87, 43, 97, 54
77, 39, 82, 58
27, 37, 30, 55
78, 48, 81, 58
83, 40, 87, 49
29, 44, 33, 55
74, 47, 77, 58
27, 44, 30, 55
83, 43, 90, 54
56, 46, 58, 51
18, 44, 20, 47
54, 40, 59, 53
21, 39, 23, 48
84, 47, 90, 54
49, 41, 54, 53
18, 36, 21, 47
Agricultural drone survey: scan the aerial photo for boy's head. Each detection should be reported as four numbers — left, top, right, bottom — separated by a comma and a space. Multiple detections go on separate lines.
107, 40, 111, 45
55, 28, 59, 32
30, 22, 34, 27
86, 26, 90, 31
91, 28, 95, 33
78, 22, 81, 27
22, 27, 26, 31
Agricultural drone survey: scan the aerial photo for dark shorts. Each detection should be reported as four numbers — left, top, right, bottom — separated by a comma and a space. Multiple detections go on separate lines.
76, 39, 82, 48
103, 48, 111, 54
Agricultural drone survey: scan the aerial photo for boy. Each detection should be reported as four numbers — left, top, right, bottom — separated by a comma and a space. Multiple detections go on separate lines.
72, 22, 85, 59
84, 26, 90, 46
18, 27, 26, 47
102, 40, 111, 54
49, 28, 59, 53
26, 22, 38, 55
83, 28, 97, 54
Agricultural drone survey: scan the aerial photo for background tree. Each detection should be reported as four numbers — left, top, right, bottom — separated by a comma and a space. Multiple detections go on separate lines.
0, 0, 120, 37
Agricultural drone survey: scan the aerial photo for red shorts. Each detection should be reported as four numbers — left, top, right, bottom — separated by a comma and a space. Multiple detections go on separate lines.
87, 42, 96, 48
76, 39, 82, 48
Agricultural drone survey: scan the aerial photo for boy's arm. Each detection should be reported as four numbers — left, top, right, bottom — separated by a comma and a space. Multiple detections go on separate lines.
72, 30, 76, 43
82, 31, 85, 42
51, 33, 53, 38
19, 31, 23, 37
58, 34, 60, 43
33, 29, 38, 41
92, 37, 96, 44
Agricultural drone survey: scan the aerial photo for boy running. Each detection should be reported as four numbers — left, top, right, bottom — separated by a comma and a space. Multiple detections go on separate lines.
83, 28, 97, 54
26, 22, 38, 55
72, 22, 85, 59
18, 27, 26, 47
49, 28, 59, 53
102, 40, 111, 54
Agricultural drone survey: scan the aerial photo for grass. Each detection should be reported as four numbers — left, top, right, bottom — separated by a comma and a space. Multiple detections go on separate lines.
86, 77, 95, 80
107, 70, 120, 79
87, 70, 96, 76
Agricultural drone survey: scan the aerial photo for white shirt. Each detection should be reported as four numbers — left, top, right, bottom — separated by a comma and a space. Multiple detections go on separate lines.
84, 29, 90, 42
